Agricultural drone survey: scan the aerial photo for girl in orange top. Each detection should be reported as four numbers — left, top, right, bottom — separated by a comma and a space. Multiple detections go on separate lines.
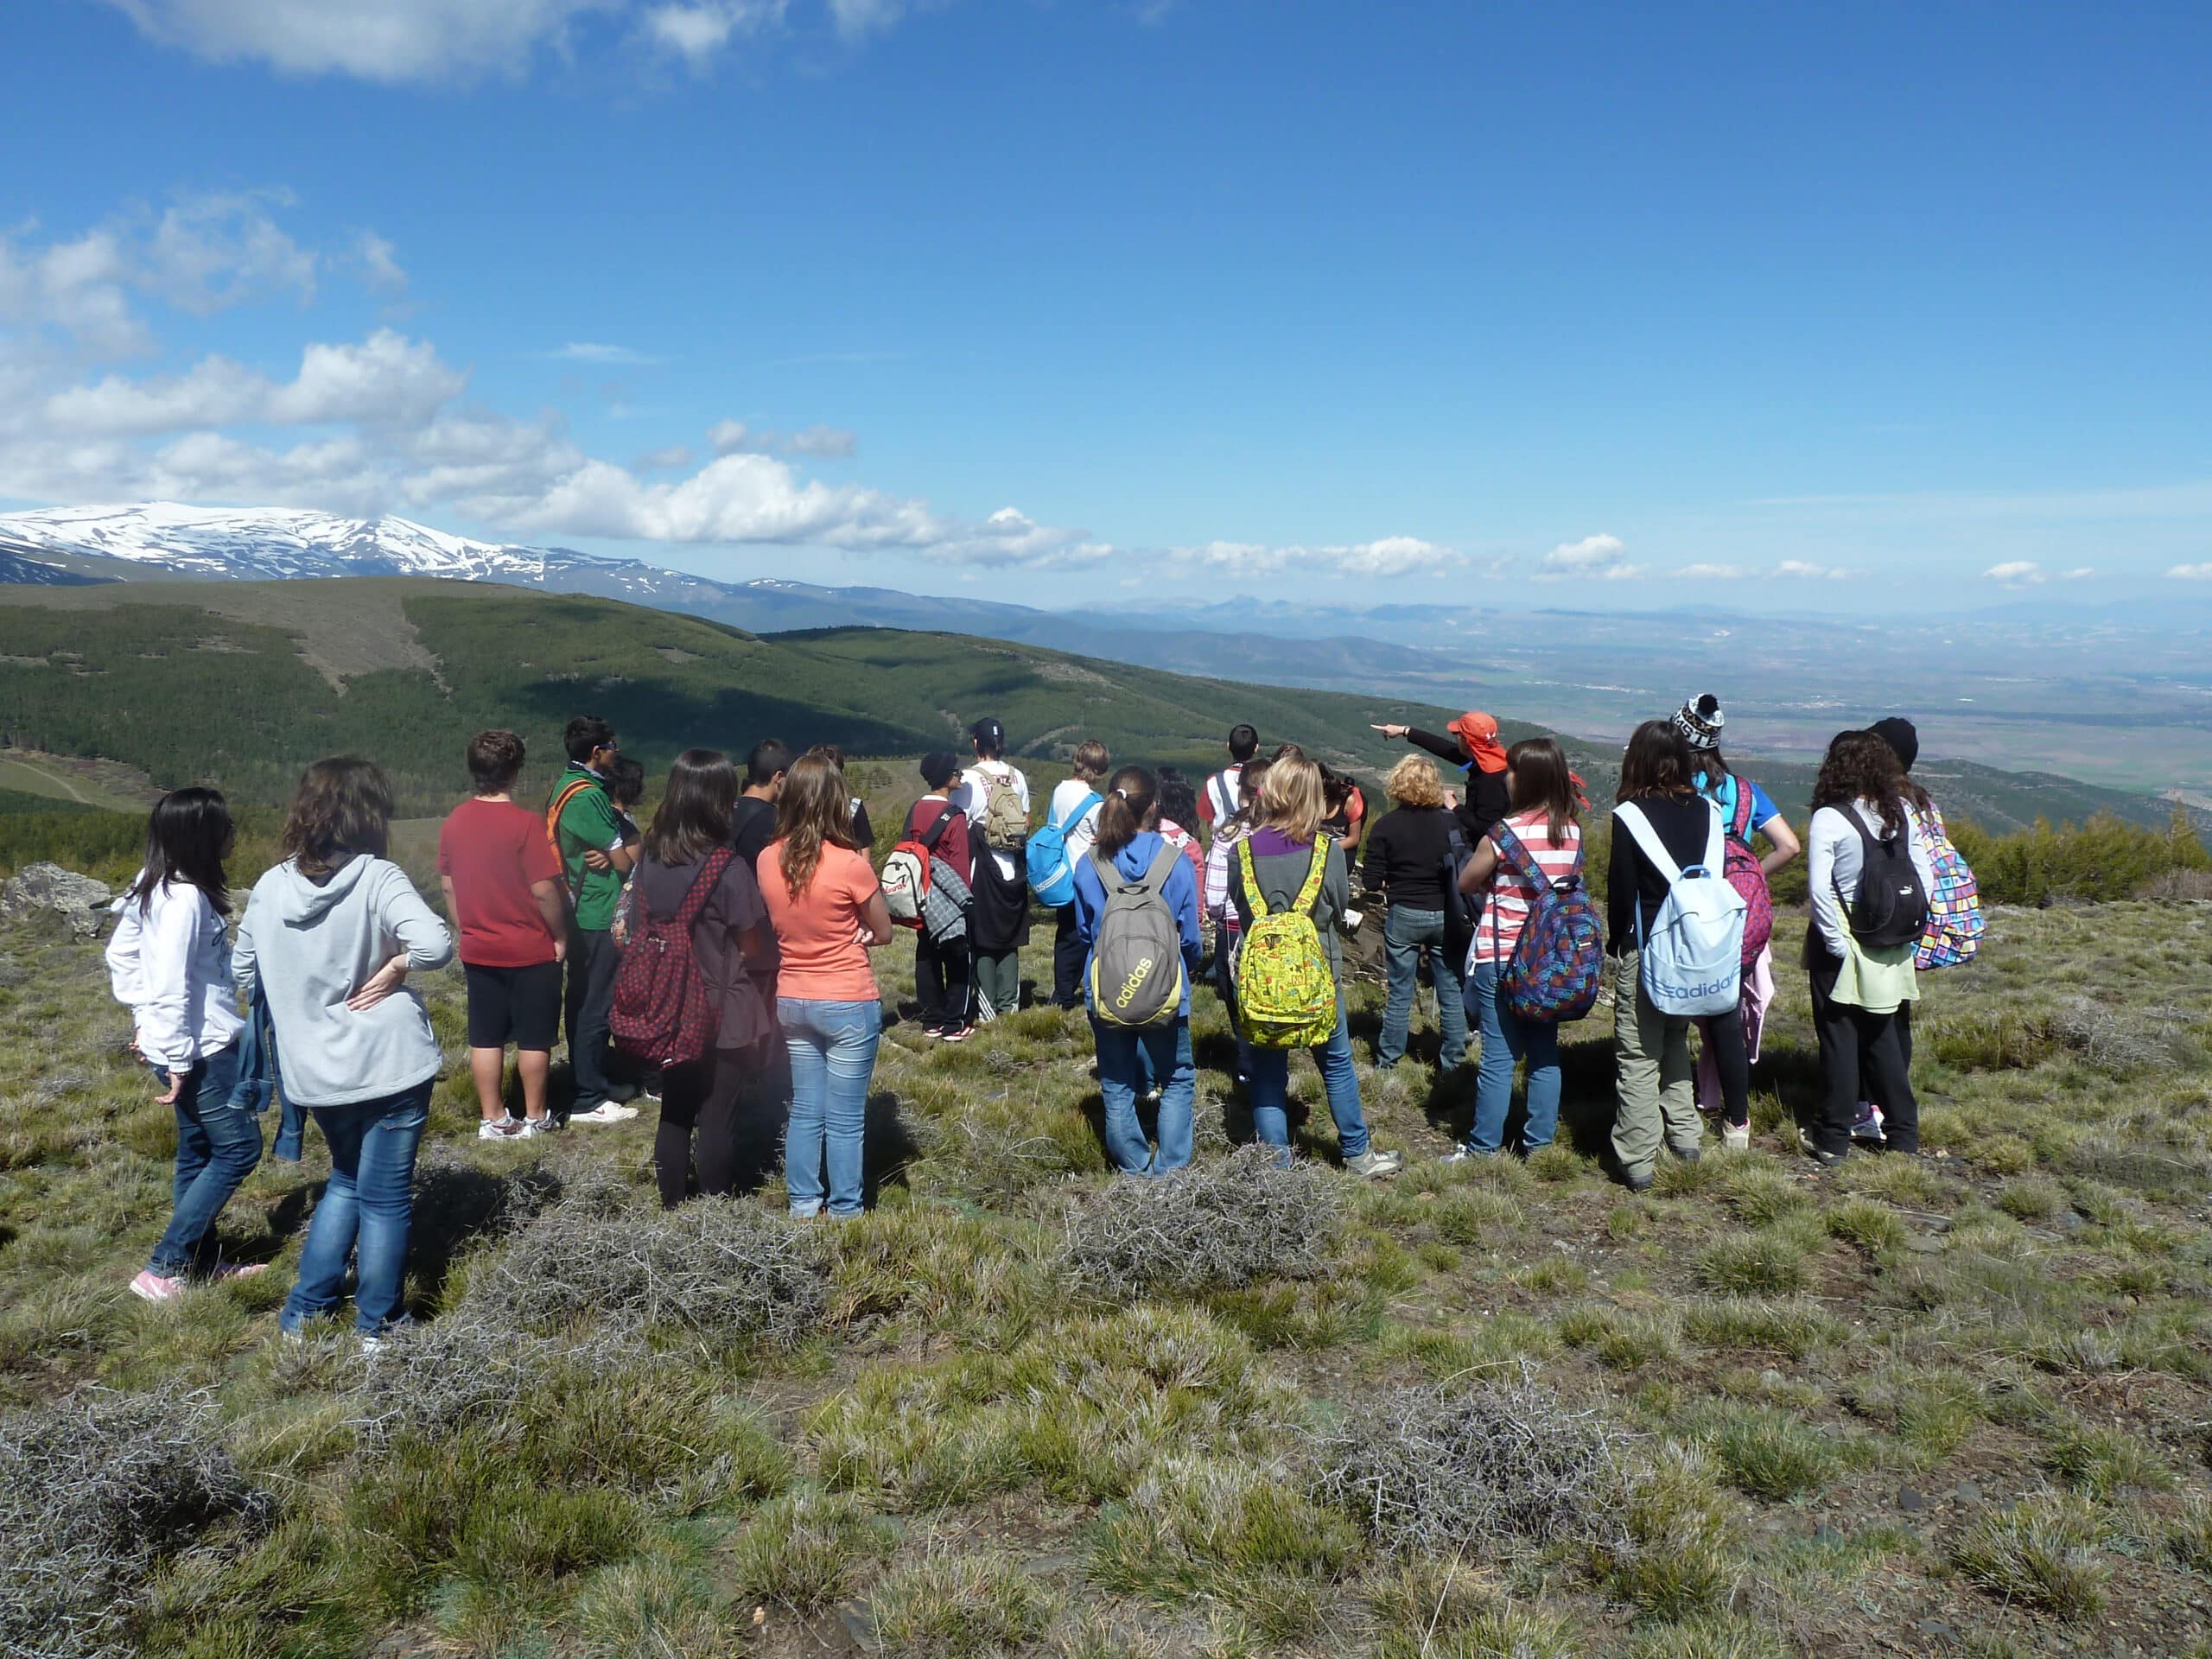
760, 754, 891, 1217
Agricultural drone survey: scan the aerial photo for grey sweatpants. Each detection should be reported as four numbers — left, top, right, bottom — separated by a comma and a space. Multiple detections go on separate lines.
1610, 950, 1701, 1177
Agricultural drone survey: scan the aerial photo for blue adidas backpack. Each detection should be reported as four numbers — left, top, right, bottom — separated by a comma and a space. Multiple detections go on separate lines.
1027, 789, 1102, 908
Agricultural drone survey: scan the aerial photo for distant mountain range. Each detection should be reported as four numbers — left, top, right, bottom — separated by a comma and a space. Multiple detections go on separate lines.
5, 502, 2209, 800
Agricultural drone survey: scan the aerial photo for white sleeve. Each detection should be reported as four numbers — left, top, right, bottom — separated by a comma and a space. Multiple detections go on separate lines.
1904, 799, 1939, 899
958, 769, 985, 824
105, 885, 147, 1011
1807, 808, 1849, 958
136, 886, 200, 1066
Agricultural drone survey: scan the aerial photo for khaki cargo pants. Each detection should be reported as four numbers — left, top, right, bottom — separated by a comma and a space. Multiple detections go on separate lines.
1610, 950, 1701, 1179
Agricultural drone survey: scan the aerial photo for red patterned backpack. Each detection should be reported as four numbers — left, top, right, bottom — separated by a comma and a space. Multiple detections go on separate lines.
1719, 779, 1774, 966
610, 849, 734, 1068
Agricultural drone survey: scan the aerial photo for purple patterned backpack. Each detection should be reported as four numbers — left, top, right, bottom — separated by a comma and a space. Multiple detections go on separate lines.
1491, 821, 1605, 1024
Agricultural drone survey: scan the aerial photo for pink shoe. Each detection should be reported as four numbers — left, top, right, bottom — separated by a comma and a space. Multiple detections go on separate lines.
130, 1269, 187, 1302
208, 1261, 268, 1284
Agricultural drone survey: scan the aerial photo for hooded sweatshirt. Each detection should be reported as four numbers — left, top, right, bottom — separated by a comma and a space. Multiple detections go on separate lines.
1071, 830, 1204, 1018
233, 855, 453, 1108
105, 875, 245, 1068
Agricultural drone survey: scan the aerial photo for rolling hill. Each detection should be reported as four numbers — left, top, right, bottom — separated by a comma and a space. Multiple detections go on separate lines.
0, 575, 2184, 838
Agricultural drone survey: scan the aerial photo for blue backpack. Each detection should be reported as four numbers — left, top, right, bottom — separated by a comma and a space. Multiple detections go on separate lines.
1490, 821, 1605, 1024
1027, 789, 1102, 908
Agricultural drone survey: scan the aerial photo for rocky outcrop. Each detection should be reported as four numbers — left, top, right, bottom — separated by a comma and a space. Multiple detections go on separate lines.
0, 862, 114, 938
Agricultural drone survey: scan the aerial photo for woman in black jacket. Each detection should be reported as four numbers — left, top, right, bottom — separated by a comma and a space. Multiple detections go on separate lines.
1607, 721, 1748, 1191
1372, 710, 1512, 844
1360, 754, 1467, 1071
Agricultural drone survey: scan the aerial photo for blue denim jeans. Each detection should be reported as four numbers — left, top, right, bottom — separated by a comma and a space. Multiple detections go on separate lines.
281, 1081, 432, 1336
1092, 1015, 1196, 1175
780, 997, 881, 1217
1379, 906, 1468, 1069
1465, 961, 1561, 1154
149, 1042, 260, 1276
1248, 1001, 1370, 1160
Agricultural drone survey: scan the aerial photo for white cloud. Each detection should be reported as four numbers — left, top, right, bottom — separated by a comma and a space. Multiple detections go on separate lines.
1983, 560, 2044, 588
2169, 563, 2212, 581
1673, 562, 1755, 580
143, 192, 317, 312
549, 340, 664, 365
643, 0, 782, 65
709, 418, 768, 454
45, 330, 467, 436
1536, 532, 1643, 582
787, 423, 857, 458
1187, 537, 1463, 579
356, 232, 408, 291
99, 0, 622, 84
828, 0, 907, 38
2062, 566, 2095, 581
1773, 559, 1851, 581
632, 443, 695, 471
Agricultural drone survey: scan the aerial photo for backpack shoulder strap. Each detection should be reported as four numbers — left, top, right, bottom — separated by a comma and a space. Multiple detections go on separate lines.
546, 777, 594, 847
1293, 836, 1332, 915
1611, 802, 1682, 884
1491, 817, 1547, 891
1236, 836, 1269, 918
1056, 790, 1102, 834
1727, 777, 1755, 842
1139, 843, 1179, 895
674, 849, 734, 925
918, 804, 957, 850
1697, 799, 1726, 876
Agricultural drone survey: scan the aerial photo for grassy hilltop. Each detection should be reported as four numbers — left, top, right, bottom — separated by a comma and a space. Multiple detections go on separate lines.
0, 575, 2185, 836
3, 880, 2212, 1656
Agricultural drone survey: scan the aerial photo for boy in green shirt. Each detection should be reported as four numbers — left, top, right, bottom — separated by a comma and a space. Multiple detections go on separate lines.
551, 715, 639, 1122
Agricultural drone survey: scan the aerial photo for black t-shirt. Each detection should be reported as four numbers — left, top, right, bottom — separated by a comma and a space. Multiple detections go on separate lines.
1608, 793, 1723, 956
1359, 804, 1457, 911
728, 796, 778, 871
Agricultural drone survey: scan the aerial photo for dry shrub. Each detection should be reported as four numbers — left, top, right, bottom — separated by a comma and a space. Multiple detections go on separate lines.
356, 1182, 823, 1450
1058, 1146, 1343, 1295
1312, 1370, 1633, 1558
0, 1387, 272, 1658
2048, 998, 2175, 1076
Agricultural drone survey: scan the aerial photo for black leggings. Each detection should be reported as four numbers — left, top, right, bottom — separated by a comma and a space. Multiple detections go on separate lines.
1808, 954, 1918, 1155
653, 1047, 751, 1207
1703, 1007, 1752, 1128
913, 932, 972, 1029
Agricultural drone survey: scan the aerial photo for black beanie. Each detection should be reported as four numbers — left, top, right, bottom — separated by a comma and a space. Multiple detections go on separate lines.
919, 750, 960, 789
1870, 717, 1919, 772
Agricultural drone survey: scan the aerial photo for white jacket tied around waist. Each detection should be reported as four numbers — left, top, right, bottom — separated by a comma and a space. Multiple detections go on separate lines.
233, 855, 454, 1108
105, 875, 245, 1068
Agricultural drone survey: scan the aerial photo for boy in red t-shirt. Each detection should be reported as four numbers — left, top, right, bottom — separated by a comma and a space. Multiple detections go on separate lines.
438, 730, 569, 1138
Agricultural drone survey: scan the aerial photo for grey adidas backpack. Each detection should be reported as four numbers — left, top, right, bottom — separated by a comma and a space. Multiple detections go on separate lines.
1087, 845, 1186, 1028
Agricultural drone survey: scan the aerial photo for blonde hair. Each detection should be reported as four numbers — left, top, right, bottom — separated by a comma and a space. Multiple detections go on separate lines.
1383, 753, 1446, 809
773, 753, 860, 900
1257, 757, 1325, 842
1071, 740, 1110, 782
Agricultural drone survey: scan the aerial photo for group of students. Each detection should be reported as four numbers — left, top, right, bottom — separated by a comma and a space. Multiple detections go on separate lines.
102, 693, 1977, 1336
1353, 696, 1978, 1190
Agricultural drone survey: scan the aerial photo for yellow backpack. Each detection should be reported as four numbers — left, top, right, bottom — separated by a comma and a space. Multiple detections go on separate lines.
1234, 836, 1338, 1048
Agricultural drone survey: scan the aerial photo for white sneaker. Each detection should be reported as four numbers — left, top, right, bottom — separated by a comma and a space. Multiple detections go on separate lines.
1721, 1122, 1751, 1153
1851, 1103, 1887, 1146
477, 1114, 525, 1141
569, 1103, 640, 1125
516, 1116, 555, 1137
1346, 1147, 1405, 1179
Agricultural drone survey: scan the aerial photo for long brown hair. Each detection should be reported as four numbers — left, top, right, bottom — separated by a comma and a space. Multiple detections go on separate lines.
1616, 721, 1696, 804
1810, 729, 1907, 837
1506, 738, 1580, 849
774, 753, 859, 900
282, 758, 391, 879
1093, 766, 1158, 859
644, 748, 736, 865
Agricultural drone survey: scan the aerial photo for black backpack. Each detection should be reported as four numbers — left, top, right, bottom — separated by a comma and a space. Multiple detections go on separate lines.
1439, 823, 1477, 967
1843, 810, 1930, 950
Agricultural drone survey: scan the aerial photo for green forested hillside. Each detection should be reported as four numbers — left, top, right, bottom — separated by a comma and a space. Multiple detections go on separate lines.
0, 580, 1515, 814
0, 576, 2183, 836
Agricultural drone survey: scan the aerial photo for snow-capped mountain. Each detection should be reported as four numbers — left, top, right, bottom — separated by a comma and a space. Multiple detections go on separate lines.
0, 503, 594, 584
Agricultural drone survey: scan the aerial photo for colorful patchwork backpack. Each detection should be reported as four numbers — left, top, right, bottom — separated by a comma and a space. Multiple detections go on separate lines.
1912, 800, 1984, 969
1490, 821, 1604, 1024
1234, 836, 1338, 1048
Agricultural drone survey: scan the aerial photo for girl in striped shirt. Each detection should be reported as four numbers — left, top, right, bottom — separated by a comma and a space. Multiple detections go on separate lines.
1450, 738, 1584, 1159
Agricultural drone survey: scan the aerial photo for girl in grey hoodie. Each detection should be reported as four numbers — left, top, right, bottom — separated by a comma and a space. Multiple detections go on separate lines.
236, 759, 452, 1339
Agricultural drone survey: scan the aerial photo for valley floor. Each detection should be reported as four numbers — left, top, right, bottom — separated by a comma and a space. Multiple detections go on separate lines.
3, 900, 2211, 1657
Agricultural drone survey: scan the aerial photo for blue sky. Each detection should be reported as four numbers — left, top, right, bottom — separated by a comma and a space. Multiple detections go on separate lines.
2, 0, 2209, 608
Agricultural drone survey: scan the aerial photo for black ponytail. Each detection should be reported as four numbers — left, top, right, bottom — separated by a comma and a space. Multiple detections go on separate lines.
1093, 766, 1158, 858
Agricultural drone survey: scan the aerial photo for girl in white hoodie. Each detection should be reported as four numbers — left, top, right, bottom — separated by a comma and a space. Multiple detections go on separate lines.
106, 787, 259, 1303
236, 759, 452, 1340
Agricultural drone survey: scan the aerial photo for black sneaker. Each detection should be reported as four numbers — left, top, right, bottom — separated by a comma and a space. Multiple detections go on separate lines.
1797, 1127, 1846, 1168
1621, 1166, 1655, 1193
